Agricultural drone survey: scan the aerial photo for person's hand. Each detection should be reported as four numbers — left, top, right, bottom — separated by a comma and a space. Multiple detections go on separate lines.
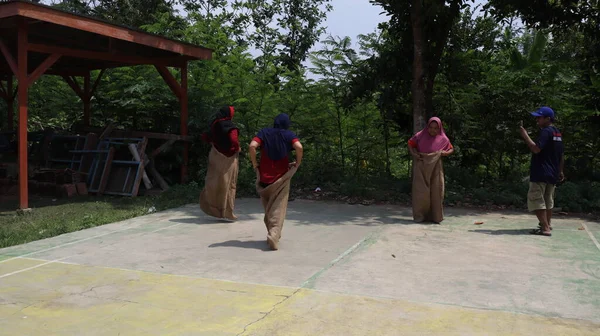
289, 162, 299, 169
411, 152, 422, 160
559, 172, 565, 182
519, 125, 528, 138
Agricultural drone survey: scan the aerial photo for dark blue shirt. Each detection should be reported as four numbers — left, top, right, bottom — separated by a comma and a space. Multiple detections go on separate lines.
530, 126, 564, 184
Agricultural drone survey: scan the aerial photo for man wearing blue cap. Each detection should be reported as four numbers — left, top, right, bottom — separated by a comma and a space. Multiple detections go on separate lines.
519, 106, 565, 237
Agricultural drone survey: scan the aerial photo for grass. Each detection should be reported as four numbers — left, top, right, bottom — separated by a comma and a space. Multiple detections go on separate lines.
0, 183, 201, 249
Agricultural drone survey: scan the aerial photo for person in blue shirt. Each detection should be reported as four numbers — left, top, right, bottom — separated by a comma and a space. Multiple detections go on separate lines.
519, 106, 565, 237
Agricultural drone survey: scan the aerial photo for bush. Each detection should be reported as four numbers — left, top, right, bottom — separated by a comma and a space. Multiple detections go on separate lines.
554, 181, 600, 213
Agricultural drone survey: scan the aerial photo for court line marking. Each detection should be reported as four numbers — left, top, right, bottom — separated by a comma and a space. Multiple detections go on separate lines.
0, 256, 72, 279
0, 222, 184, 278
0, 221, 184, 265
582, 223, 600, 252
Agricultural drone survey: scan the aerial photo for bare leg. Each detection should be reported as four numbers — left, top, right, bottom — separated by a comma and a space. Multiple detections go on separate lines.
546, 209, 553, 230
535, 210, 551, 233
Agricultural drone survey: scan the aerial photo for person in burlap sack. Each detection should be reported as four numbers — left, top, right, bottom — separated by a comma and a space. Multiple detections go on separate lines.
249, 114, 303, 250
199, 106, 241, 221
408, 117, 454, 223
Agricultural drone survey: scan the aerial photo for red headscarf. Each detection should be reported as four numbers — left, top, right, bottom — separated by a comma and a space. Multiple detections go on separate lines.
409, 117, 451, 153
202, 106, 238, 153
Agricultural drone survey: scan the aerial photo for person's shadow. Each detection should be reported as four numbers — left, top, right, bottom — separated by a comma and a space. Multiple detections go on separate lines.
469, 229, 532, 236
209, 240, 271, 251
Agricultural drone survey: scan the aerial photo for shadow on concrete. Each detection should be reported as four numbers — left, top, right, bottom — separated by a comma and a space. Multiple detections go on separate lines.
469, 229, 533, 236
209, 240, 270, 251
169, 217, 232, 225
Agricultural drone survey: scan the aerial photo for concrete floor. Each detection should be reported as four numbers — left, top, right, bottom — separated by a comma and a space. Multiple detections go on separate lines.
1, 199, 599, 335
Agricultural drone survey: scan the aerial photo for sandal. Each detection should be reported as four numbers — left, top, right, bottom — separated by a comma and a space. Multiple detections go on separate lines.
538, 223, 553, 231
530, 228, 552, 236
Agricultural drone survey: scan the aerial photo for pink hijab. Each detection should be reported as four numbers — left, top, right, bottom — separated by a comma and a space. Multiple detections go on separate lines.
410, 117, 451, 153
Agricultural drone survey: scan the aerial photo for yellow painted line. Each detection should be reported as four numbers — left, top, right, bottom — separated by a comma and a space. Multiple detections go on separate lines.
0, 260, 295, 335
0, 258, 46, 277
1, 259, 598, 335
242, 289, 600, 336
0, 256, 72, 279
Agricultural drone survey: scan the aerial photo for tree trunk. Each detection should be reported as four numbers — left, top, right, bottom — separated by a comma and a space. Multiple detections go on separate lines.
410, 0, 427, 133
381, 107, 391, 176
336, 107, 345, 172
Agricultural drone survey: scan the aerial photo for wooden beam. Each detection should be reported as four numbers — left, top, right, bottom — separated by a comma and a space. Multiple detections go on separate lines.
17, 19, 29, 209
180, 62, 189, 184
90, 69, 105, 98
155, 65, 182, 99
97, 147, 115, 195
27, 53, 61, 87
0, 80, 6, 99
62, 75, 84, 99
146, 160, 169, 191
7, 76, 14, 130
83, 73, 91, 126
0, 38, 18, 76
80, 127, 193, 141
2, 67, 90, 77
150, 139, 176, 158
0, 3, 19, 19
28, 42, 187, 67
9, 1, 213, 60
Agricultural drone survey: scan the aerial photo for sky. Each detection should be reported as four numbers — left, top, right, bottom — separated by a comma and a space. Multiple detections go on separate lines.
315, 0, 488, 52
320, 0, 386, 44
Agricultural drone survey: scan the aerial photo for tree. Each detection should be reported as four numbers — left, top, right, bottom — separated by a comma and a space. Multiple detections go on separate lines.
370, 0, 473, 132
310, 35, 358, 171
238, 0, 332, 73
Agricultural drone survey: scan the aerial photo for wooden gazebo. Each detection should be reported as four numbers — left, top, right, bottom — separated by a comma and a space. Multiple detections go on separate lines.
0, 0, 212, 209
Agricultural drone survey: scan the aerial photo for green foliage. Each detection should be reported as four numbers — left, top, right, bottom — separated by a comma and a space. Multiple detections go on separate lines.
5, 0, 599, 216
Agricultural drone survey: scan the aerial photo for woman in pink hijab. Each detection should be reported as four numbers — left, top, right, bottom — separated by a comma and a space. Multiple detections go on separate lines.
408, 117, 454, 223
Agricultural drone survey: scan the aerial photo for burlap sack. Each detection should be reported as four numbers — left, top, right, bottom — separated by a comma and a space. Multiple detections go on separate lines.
199, 146, 239, 220
412, 151, 444, 223
255, 167, 297, 243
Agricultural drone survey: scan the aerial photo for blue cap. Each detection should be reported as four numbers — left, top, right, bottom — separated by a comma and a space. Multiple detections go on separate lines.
531, 106, 555, 120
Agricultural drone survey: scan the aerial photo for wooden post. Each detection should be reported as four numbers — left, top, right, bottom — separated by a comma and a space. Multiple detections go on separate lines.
83, 72, 91, 126
17, 20, 29, 210
180, 62, 188, 184
7, 75, 13, 130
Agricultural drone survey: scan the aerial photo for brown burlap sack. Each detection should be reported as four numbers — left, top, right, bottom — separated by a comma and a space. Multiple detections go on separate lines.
199, 146, 239, 220
256, 167, 297, 249
412, 151, 444, 223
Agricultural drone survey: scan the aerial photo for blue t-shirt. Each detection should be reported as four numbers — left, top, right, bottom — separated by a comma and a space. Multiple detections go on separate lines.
530, 126, 564, 184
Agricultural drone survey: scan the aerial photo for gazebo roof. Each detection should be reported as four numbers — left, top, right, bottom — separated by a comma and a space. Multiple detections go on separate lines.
0, 0, 212, 76
1, 0, 210, 209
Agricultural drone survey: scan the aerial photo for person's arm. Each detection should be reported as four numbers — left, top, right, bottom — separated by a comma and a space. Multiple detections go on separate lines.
230, 129, 241, 153
291, 141, 303, 168
408, 140, 421, 160
249, 140, 260, 170
559, 153, 565, 182
519, 127, 543, 154
441, 147, 454, 157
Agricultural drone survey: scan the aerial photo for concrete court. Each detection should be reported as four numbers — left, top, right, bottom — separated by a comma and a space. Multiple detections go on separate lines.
0, 198, 599, 335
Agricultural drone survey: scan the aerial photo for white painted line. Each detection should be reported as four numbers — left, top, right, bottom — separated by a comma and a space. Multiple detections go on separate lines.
582, 223, 600, 252
0, 225, 140, 265
0, 221, 183, 265
0, 256, 72, 279
17, 257, 302, 292
301, 234, 371, 288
